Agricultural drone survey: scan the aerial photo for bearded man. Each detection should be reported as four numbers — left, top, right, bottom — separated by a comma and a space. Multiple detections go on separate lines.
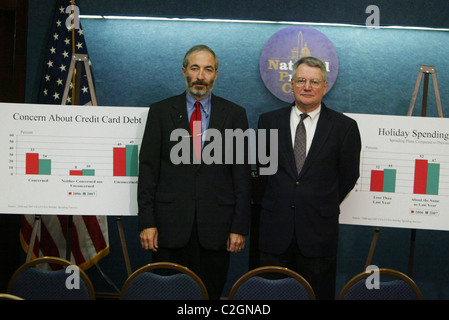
138, 45, 252, 300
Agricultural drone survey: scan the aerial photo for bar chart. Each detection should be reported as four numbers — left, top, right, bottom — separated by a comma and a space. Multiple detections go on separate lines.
18, 134, 141, 178
26, 153, 51, 175
365, 155, 447, 195
69, 169, 95, 176
0, 102, 148, 216
361, 151, 447, 196
414, 159, 440, 195
113, 145, 139, 177
370, 169, 396, 193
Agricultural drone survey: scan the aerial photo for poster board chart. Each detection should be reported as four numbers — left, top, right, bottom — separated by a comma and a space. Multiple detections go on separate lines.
340, 65, 445, 275
1, 55, 148, 275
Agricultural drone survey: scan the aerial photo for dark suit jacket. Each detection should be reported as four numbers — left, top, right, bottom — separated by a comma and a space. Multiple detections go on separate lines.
257, 102, 361, 257
138, 93, 252, 251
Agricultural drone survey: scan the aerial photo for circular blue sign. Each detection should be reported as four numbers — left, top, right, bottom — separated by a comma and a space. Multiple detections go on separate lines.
260, 26, 339, 103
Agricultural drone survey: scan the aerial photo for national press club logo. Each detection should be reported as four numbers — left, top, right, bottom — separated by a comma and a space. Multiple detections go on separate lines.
259, 26, 339, 103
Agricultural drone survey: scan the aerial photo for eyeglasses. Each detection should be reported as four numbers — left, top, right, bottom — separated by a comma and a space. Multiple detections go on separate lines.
292, 78, 326, 88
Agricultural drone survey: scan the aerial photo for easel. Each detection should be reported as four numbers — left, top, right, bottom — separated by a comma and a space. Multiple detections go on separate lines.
365, 65, 443, 276
26, 54, 133, 277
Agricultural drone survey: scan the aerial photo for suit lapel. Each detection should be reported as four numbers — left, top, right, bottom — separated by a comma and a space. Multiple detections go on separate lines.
169, 93, 190, 132
207, 94, 227, 132
277, 105, 298, 179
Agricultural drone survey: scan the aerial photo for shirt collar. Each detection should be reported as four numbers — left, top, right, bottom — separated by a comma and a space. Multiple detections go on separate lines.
186, 92, 212, 113
293, 104, 321, 121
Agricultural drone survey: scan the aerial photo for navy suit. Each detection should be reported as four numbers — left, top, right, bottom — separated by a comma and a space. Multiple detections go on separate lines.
257, 102, 361, 256
257, 102, 361, 298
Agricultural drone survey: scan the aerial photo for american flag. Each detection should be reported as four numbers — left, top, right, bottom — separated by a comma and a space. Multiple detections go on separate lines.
20, 0, 109, 270
38, 0, 91, 105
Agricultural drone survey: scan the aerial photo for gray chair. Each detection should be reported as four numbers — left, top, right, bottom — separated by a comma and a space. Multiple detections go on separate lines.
228, 266, 316, 300
7, 256, 95, 300
120, 262, 208, 300
338, 268, 423, 300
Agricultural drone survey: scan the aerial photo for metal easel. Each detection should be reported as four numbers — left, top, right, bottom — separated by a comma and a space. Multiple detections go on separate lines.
407, 65, 443, 117
27, 54, 132, 277
365, 65, 443, 276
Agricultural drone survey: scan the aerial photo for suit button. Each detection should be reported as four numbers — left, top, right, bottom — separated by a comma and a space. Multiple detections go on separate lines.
291, 205, 295, 209
295, 181, 300, 185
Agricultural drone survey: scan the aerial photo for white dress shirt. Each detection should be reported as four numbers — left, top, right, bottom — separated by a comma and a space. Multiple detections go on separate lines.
290, 104, 321, 155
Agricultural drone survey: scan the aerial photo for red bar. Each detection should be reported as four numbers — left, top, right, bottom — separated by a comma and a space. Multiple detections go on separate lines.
370, 170, 384, 192
26, 153, 39, 174
113, 147, 126, 176
413, 159, 428, 194
70, 170, 83, 176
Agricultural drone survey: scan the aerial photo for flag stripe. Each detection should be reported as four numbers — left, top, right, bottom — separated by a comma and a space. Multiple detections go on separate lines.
39, 218, 61, 258
83, 216, 108, 252
58, 215, 85, 264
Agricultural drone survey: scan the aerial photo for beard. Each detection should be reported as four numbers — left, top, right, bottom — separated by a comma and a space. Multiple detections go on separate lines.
185, 76, 215, 98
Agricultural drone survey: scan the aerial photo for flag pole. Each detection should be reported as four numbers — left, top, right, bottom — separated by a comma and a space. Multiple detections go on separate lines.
71, 0, 75, 105
66, 0, 76, 261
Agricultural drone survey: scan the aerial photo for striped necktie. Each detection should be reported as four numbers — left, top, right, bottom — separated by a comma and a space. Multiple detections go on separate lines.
293, 113, 308, 174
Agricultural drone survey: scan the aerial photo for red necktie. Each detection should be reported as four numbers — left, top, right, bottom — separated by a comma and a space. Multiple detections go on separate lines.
190, 101, 202, 162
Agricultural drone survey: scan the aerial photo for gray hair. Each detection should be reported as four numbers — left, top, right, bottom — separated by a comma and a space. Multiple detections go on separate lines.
183, 45, 219, 70
292, 56, 327, 81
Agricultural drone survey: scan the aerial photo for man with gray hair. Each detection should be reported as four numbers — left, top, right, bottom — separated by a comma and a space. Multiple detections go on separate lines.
257, 56, 361, 299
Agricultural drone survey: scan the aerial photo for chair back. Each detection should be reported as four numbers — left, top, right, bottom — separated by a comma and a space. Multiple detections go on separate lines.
7, 256, 95, 300
0, 293, 23, 300
120, 262, 208, 300
228, 266, 316, 300
338, 268, 423, 300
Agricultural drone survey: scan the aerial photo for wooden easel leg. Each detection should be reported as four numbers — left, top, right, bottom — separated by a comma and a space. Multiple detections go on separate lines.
431, 71, 444, 117
26, 215, 41, 262
365, 227, 381, 269
407, 69, 423, 116
421, 73, 429, 117
116, 217, 132, 276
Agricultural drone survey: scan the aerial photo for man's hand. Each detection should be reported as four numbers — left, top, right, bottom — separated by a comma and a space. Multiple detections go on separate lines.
140, 227, 158, 252
227, 233, 245, 253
